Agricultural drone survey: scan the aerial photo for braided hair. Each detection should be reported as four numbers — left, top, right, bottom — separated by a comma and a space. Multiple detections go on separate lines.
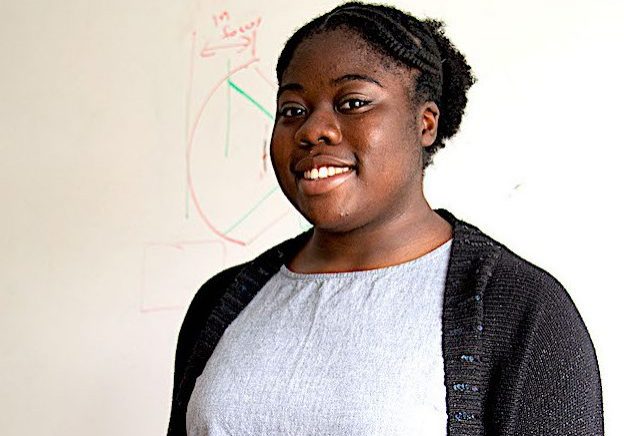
275, 2, 475, 170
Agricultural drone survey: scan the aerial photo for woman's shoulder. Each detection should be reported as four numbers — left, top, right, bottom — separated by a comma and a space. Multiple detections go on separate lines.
485, 237, 584, 324
447, 211, 591, 345
191, 263, 248, 306
491, 242, 570, 304
446, 209, 573, 310
466, 220, 599, 373
184, 229, 312, 325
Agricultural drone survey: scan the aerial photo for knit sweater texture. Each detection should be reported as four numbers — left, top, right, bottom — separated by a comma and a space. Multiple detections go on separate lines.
167, 208, 604, 435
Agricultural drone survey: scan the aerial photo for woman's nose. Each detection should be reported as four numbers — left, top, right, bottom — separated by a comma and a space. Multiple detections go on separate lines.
294, 108, 342, 147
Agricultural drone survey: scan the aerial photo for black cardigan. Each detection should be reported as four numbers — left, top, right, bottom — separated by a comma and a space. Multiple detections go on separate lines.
167, 209, 603, 435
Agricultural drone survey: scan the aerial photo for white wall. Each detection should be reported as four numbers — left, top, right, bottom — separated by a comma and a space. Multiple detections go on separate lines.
1, 0, 621, 434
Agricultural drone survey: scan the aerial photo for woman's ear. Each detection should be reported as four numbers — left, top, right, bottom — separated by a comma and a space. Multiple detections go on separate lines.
420, 101, 439, 147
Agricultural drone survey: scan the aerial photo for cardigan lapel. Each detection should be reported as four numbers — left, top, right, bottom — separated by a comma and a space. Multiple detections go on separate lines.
437, 208, 502, 435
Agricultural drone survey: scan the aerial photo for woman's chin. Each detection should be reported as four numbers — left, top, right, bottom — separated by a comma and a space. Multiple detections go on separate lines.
300, 210, 363, 234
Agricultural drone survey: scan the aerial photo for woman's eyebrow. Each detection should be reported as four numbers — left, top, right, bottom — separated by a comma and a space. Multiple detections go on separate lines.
332, 74, 383, 87
277, 74, 383, 99
277, 83, 303, 99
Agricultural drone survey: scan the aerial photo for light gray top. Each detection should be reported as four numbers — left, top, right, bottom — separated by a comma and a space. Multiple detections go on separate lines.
187, 239, 452, 436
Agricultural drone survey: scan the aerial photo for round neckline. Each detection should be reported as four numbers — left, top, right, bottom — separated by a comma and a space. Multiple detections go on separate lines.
279, 238, 453, 281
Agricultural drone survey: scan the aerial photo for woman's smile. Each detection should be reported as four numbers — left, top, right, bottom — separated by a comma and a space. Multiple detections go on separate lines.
292, 153, 356, 195
301, 166, 351, 181
297, 166, 355, 196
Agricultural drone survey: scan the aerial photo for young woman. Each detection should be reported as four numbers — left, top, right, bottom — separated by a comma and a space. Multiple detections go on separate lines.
169, 3, 603, 435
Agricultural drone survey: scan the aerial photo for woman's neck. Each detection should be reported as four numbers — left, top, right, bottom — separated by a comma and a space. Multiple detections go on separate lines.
288, 206, 452, 274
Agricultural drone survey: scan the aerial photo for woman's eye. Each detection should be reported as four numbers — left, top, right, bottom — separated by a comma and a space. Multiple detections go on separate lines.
278, 105, 306, 118
337, 98, 370, 112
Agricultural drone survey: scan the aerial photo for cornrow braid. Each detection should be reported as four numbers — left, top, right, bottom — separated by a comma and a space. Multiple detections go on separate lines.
276, 1, 475, 170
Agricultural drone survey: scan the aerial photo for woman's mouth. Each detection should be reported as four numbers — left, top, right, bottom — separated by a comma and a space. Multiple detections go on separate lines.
302, 166, 352, 180
297, 166, 355, 196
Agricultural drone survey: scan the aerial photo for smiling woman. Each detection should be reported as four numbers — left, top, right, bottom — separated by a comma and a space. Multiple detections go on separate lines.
168, 2, 603, 435
271, 28, 448, 270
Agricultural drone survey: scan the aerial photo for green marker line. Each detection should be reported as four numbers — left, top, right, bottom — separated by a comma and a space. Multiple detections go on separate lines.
225, 59, 232, 157
227, 79, 274, 120
224, 185, 279, 234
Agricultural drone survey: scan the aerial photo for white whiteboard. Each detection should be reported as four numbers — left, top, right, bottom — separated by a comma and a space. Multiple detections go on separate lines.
1, 0, 622, 434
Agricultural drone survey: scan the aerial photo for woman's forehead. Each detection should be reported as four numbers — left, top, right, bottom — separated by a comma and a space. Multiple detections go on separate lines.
283, 28, 410, 83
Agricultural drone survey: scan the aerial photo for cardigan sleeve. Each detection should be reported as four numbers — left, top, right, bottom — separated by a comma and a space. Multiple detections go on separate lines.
167, 264, 243, 436
515, 276, 603, 435
486, 251, 604, 435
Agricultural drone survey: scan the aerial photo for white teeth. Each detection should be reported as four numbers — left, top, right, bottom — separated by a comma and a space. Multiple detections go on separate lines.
302, 166, 351, 180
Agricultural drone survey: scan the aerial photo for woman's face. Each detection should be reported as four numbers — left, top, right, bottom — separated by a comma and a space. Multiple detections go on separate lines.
270, 28, 437, 233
